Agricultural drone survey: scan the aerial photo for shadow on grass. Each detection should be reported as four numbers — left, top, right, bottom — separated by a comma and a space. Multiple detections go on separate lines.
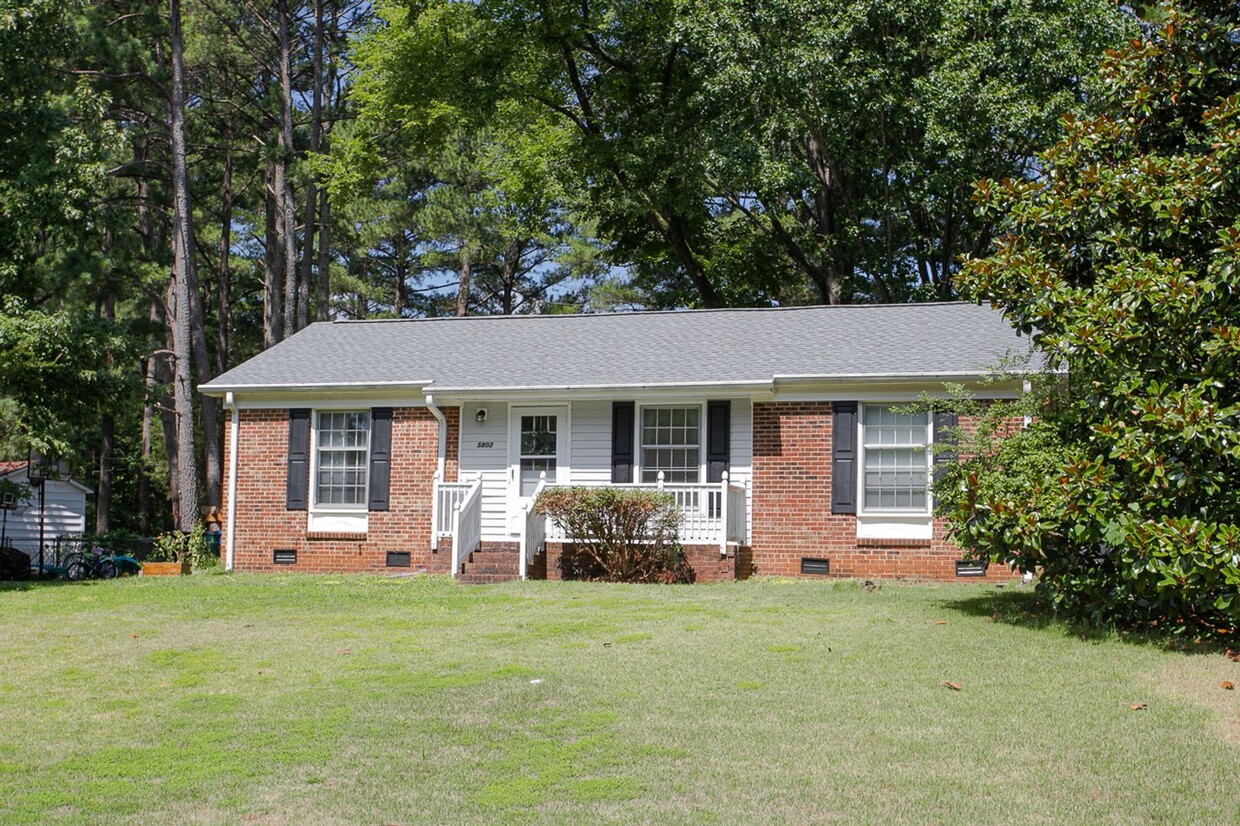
0, 575, 132, 593
939, 589, 1232, 656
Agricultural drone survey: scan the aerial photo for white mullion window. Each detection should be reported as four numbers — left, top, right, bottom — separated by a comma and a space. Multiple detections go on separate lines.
639, 405, 701, 483
860, 405, 931, 514
314, 410, 371, 509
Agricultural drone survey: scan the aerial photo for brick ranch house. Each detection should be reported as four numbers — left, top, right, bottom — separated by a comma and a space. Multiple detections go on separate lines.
199, 303, 1031, 583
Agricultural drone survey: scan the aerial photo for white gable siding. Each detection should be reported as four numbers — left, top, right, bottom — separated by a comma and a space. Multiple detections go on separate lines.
568, 400, 611, 485
730, 399, 754, 540
1, 470, 88, 554
458, 402, 511, 540
451, 397, 754, 544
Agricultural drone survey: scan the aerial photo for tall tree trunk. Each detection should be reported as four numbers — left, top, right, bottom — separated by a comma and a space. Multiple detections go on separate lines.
168, 0, 200, 531
94, 238, 115, 533
138, 345, 155, 535
135, 154, 155, 535
298, 0, 325, 329
316, 189, 331, 321
278, 1, 299, 338
650, 211, 721, 308
152, 294, 180, 532
217, 137, 233, 376
456, 246, 471, 316
315, 3, 337, 323
263, 160, 284, 347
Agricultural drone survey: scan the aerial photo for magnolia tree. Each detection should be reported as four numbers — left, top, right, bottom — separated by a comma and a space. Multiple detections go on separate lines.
948, 0, 1240, 637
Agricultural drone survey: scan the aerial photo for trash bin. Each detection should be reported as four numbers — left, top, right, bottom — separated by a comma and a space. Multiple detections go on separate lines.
204, 531, 221, 559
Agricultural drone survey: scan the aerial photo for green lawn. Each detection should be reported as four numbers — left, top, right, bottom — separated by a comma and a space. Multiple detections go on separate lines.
1, 575, 1237, 825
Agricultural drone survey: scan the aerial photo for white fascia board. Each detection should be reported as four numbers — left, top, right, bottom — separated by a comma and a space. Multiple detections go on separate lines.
429, 380, 773, 404
198, 380, 434, 398
228, 389, 432, 410
769, 375, 1023, 402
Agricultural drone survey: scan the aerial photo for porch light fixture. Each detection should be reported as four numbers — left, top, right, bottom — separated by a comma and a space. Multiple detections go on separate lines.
474, 407, 488, 424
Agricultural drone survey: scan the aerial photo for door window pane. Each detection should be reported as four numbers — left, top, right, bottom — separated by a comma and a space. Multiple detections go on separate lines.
520, 415, 557, 495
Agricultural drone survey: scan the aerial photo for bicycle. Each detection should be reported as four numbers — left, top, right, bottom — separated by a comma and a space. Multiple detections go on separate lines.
64, 547, 117, 581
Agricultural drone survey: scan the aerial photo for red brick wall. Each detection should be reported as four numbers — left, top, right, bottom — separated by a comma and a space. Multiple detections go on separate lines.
443, 406, 460, 483
224, 407, 453, 574
750, 401, 1016, 582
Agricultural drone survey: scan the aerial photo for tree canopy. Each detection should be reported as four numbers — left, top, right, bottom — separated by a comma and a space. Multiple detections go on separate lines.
348, 0, 1129, 307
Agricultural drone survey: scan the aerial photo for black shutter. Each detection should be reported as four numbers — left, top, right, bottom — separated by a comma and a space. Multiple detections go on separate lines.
932, 411, 959, 483
611, 402, 635, 483
706, 400, 731, 483
831, 402, 858, 514
286, 409, 311, 511
368, 407, 393, 511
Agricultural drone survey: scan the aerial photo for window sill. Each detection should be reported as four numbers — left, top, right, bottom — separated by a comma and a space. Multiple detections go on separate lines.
306, 531, 368, 542
307, 510, 369, 534
856, 514, 932, 541
857, 537, 931, 549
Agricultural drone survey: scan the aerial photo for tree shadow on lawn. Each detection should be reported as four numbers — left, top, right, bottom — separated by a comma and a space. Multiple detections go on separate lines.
0, 575, 122, 593
939, 589, 1232, 656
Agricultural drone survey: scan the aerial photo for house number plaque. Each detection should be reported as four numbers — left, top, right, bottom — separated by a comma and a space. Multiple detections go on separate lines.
476, 441, 494, 449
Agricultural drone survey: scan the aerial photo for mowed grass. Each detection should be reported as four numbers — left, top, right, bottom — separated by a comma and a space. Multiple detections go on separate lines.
1, 575, 1237, 825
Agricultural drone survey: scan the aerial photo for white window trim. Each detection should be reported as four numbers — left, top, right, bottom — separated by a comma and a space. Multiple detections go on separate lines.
635, 401, 706, 485
309, 409, 371, 513
857, 404, 933, 518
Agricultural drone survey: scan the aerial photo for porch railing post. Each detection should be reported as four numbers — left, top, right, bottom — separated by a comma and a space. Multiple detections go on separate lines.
719, 471, 729, 557
430, 469, 442, 553
451, 501, 462, 577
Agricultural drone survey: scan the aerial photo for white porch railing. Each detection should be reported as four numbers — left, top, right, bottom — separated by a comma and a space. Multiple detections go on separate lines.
449, 476, 483, 577
434, 475, 476, 541
518, 472, 549, 581
721, 472, 748, 555
543, 472, 749, 556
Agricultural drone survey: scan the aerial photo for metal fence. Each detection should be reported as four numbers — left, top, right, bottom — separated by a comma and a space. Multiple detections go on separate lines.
2, 534, 159, 572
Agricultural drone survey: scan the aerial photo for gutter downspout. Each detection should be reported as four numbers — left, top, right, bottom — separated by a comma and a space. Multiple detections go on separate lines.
426, 393, 447, 553
224, 392, 239, 571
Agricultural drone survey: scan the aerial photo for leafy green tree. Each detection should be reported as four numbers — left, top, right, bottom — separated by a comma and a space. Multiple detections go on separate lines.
688, 0, 1129, 303
350, 0, 1127, 307
950, 0, 1240, 636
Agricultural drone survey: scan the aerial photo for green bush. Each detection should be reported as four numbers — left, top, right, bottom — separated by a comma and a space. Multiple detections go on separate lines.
150, 522, 212, 570
534, 487, 692, 583
952, 0, 1240, 638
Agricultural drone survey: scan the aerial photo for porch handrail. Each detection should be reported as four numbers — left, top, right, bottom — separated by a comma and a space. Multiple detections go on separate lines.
518, 472, 548, 581
721, 472, 748, 554
450, 476, 483, 578
434, 477, 475, 540
542, 473, 747, 551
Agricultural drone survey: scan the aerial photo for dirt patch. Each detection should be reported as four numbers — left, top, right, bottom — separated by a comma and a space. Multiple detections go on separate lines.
1151, 658, 1240, 746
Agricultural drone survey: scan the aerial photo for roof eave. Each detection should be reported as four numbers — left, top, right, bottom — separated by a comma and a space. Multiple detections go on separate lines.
198, 380, 435, 398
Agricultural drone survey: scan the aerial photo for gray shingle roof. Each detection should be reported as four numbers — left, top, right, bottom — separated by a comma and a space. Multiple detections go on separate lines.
201, 303, 1031, 394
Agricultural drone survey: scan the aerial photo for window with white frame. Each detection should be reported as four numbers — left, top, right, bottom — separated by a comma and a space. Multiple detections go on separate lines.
860, 406, 930, 513
640, 406, 700, 483
314, 410, 370, 507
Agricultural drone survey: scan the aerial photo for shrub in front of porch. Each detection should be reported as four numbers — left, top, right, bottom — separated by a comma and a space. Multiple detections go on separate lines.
534, 487, 693, 584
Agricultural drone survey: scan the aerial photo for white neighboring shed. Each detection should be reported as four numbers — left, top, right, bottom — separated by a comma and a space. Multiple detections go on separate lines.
0, 461, 92, 558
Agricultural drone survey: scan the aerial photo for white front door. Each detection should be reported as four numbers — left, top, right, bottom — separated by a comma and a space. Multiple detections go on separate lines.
508, 406, 568, 528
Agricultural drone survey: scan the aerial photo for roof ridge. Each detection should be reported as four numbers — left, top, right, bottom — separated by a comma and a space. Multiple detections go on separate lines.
329, 301, 978, 325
